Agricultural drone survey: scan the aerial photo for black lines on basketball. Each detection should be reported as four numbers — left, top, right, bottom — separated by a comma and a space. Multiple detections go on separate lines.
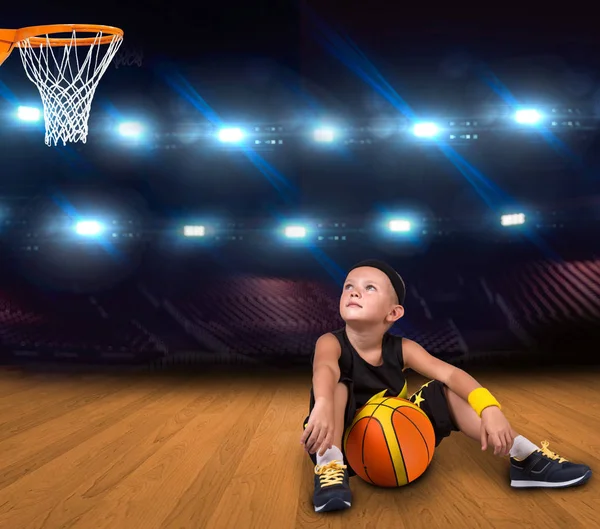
357, 415, 388, 485
395, 407, 432, 463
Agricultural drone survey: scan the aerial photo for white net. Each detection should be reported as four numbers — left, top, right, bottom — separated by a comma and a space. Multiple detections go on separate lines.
17, 30, 123, 146
113, 44, 143, 68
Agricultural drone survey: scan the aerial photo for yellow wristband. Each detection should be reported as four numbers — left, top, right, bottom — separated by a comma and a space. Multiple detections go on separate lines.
467, 387, 501, 417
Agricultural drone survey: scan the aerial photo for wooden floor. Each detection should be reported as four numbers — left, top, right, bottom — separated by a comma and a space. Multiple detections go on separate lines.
0, 363, 598, 529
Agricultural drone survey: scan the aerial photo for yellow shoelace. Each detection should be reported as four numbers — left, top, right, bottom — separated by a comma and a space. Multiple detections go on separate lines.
314, 460, 347, 487
538, 440, 568, 463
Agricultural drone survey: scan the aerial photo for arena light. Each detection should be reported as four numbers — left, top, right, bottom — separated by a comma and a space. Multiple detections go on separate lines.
284, 225, 307, 238
17, 106, 41, 122
501, 213, 525, 226
183, 225, 206, 237
218, 127, 244, 143
74, 220, 104, 236
314, 128, 334, 142
389, 219, 411, 232
413, 122, 439, 138
514, 109, 541, 125
118, 121, 144, 138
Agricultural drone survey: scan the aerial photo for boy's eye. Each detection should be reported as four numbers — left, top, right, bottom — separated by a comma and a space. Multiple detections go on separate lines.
344, 284, 376, 291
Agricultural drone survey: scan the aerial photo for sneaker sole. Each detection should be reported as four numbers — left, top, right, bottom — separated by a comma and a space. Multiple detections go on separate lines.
511, 469, 592, 488
314, 498, 352, 512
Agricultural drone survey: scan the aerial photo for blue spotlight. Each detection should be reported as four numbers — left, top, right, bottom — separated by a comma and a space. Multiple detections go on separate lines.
17, 106, 41, 122
514, 109, 541, 125
500, 213, 525, 226
74, 220, 104, 236
388, 219, 411, 232
314, 128, 335, 142
218, 127, 244, 143
183, 225, 206, 237
284, 225, 307, 238
413, 122, 439, 138
378, 215, 421, 247
118, 121, 144, 138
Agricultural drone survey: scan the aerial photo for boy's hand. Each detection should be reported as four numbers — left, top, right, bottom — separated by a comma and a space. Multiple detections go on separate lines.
300, 398, 335, 457
480, 406, 514, 457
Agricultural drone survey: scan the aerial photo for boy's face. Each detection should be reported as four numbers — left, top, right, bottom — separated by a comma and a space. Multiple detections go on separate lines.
339, 266, 404, 327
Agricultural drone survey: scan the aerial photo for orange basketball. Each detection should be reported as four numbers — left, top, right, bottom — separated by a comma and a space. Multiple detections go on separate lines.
343, 390, 436, 487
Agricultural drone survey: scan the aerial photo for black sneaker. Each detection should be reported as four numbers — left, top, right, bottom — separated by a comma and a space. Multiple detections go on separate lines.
510, 440, 592, 488
313, 460, 352, 512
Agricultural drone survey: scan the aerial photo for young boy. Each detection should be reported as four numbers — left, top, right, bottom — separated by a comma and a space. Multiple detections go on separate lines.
299, 259, 592, 513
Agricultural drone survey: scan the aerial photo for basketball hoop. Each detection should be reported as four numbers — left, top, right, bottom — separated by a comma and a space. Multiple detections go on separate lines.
0, 24, 123, 146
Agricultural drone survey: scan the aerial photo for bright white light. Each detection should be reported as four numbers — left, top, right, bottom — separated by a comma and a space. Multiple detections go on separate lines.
501, 213, 525, 226
413, 122, 438, 138
17, 106, 41, 122
284, 226, 306, 238
514, 109, 540, 125
75, 220, 103, 236
183, 225, 205, 237
118, 122, 144, 138
218, 128, 244, 143
389, 219, 411, 232
314, 128, 334, 142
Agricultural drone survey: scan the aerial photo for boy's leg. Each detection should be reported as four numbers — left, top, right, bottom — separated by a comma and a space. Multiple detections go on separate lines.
413, 380, 592, 489
303, 381, 347, 460
443, 384, 513, 443
331, 380, 348, 453
303, 381, 354, 513
303, 380, 357, 476
443, 384, 592, 488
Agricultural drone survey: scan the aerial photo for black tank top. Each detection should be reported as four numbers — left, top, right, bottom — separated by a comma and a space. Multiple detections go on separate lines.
309, 327, 408, 413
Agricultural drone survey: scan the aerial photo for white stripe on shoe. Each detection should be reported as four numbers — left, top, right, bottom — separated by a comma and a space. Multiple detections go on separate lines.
511, 470, 592, 488
315, 499, 352, 512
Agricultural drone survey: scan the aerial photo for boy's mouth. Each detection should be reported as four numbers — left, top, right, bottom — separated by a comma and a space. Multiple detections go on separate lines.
347, 301, 362, 308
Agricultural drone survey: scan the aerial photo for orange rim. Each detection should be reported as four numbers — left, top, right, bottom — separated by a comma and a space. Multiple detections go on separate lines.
0, 29, 17, 67
11, 24, 123, 48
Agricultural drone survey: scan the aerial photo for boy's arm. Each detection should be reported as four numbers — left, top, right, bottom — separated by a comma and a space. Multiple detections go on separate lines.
312, 333, 342, 403
402, 339, 486, 403
403, 339, 510, 455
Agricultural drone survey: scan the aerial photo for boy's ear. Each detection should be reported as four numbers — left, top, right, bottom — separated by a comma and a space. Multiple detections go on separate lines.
388, 305, 404, 322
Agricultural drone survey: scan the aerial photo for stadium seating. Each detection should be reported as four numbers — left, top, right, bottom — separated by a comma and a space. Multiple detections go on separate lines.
0, 281, 158, 355
0, 255, 599, 366
488, 259, 600, 328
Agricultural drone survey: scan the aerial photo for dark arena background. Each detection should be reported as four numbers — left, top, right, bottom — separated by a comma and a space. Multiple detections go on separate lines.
0, 3, 599, 528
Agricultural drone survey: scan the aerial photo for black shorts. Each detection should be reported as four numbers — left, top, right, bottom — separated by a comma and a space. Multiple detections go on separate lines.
302, 379, 459, 477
